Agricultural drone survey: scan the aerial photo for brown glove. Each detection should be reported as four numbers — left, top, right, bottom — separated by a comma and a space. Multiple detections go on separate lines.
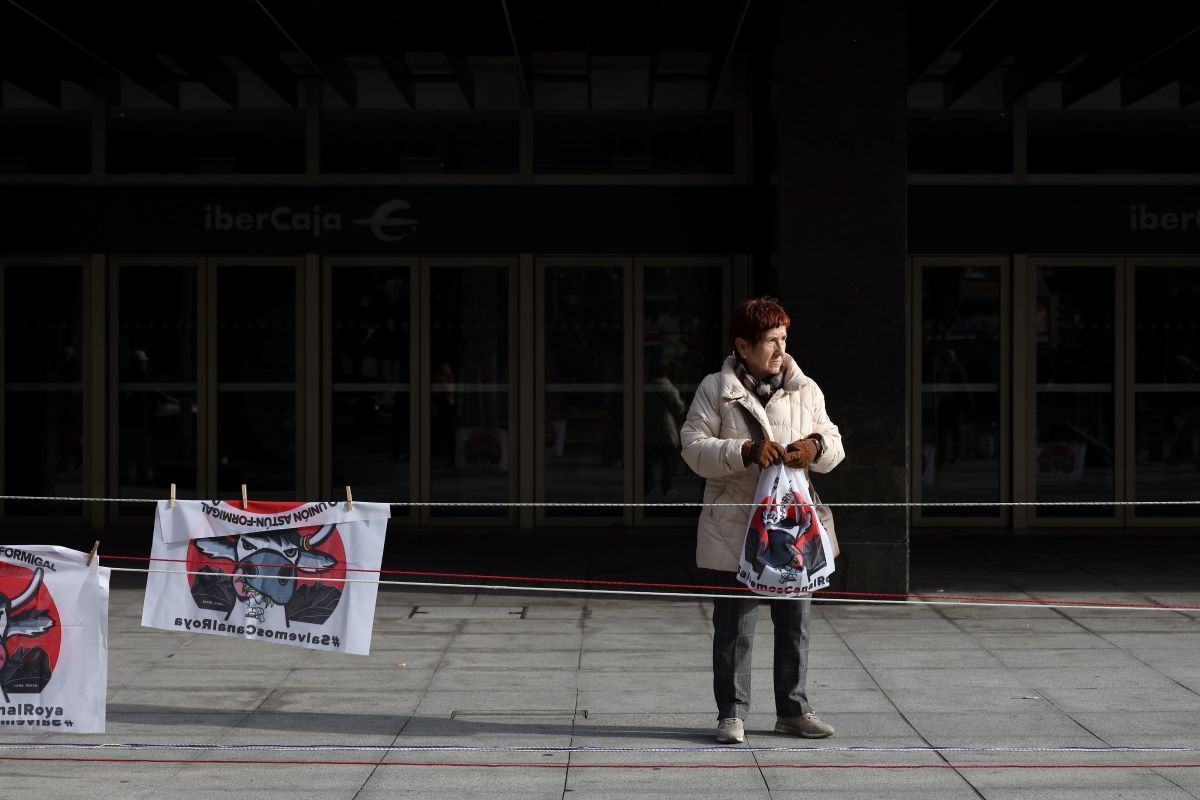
783, 437, 821, 469
741, 440, 786, 468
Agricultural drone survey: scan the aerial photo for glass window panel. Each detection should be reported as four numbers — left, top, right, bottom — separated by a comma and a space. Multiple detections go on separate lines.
919, 266, 1002, 517
107, 111, 304, 174
535, 112, 734, 174
119, 391, 198, 503
1135, 392, 1200, 516
330, 266, 412, 502
117, 264, 199, 508
544, 265, 624, 517
331, 267, 411, 382
216, 392, 295, 497
3, 264, 83, 517
1029, 112, 1200, 174
1034, 267, 1115, 517
0, 112, 91, 174
331, 391, 409, 503
643, 265, 724, 518
429, 265, 510, 516
216, 264, 297, 498
5, 265, 82, 382
1134, 267, 1200, 518
908, 111, 1013, 174
3, 391, 83, 517
321, 113, 519, 174
217, 265, 296, 382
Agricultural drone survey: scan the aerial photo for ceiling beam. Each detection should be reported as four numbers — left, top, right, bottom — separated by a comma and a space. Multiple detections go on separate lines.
253, 0, 356, 107
422, 0, 475, 109
1063, 11, 1200, 107
499, 0, 531, 107
10, 0, 182, 107
162, 0, 297, 107
1121, 34, 1200, 107
999, 0, 1096, 106
908, 0, 1002, 81
941, 0, 1036, 107
706, 0, 752, 109
378, 53, 417, 108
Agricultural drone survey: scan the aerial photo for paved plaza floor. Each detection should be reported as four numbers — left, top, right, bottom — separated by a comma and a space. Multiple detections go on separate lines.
3, 533, 1200, 798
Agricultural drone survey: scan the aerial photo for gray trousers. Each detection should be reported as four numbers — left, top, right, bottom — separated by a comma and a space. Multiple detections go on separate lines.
710, 570, 812, 720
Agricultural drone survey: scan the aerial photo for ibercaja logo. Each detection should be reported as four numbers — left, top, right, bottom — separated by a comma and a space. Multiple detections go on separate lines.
186, 518, 348, 627
0, 566, 59, 702
744, 489, 826, 584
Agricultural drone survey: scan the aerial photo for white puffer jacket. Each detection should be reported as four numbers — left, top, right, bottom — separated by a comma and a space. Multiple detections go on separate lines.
680, 354, 845, 572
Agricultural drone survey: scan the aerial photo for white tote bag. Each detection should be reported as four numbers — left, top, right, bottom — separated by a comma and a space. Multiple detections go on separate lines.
737, 464, 836, 596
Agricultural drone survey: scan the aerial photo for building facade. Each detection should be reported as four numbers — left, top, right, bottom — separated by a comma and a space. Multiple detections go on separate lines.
3, 1, 1200, 593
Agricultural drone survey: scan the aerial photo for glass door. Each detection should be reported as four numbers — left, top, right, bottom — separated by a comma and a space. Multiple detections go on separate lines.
209, 258, 305, 500
1027, 259, 1124, 523
536, 259, 631, 523
1129, 260, 1200, 523
913, 258, 1009, 525
325, 259, 417, 513
0, 258, 88, 520
109, 258, 203, 519
420, 258, 517, 523
635, 258, 730, 524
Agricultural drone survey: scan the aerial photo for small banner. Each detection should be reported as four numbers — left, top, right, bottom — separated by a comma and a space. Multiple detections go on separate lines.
738, 465, 836, 597
142, 500, 390, 655
0, 545, 110, 733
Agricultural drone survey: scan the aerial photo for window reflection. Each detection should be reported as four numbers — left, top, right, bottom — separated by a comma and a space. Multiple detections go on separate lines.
216, 264, 297, 498
1134, 267, 1200, 517
643, 265, 723, 518
429, 265, 511, 516
919, 266, 1002, 516
543, 265, 624, 515
330, 266, 412, 503
3, 264, 84, 516
117, 265, 198, 509
1034, 267, 1115, 517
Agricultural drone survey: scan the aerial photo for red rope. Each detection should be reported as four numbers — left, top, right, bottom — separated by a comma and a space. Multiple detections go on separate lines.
2, 755, 1199, 770
99, 554, 1200, 610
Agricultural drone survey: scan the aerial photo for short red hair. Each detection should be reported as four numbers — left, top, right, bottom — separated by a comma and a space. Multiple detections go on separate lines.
730, 297, 791, 349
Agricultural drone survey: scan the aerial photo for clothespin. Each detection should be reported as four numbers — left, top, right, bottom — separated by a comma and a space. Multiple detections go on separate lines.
86, 540, 100, 566
241, 483, 248, 510
169, 483, 176, 509
345, 485, 354, 511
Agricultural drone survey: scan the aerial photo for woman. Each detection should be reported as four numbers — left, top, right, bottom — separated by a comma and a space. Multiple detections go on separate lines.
680, 296, 844, 744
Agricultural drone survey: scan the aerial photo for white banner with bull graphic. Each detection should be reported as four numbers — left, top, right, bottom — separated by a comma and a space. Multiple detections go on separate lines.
0, 545, 110, 733
142, 500, 390, 655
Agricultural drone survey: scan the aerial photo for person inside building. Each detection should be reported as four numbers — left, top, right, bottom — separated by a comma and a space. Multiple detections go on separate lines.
680, 296, 845, 744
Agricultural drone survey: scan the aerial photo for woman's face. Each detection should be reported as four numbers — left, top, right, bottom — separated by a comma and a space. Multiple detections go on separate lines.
736, 325, 788, 380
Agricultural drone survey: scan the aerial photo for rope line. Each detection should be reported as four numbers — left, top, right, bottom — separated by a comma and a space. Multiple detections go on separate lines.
2, 755, 1199, 770
3, 494, 1199, 509
98, 554, 1200, 611
1, 742, 1196, 755
105, 566, 1200, 612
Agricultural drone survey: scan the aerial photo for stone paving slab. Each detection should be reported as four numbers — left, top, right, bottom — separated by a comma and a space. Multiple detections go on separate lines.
6, 536, 1200, 799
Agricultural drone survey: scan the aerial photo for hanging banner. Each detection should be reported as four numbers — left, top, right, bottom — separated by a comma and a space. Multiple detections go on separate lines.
142, 500, 390, 655
0, 545, 110, 733
738, 466, 836, 597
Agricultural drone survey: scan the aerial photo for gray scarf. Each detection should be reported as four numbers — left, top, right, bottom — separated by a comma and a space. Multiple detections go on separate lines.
733, 354, 785, 407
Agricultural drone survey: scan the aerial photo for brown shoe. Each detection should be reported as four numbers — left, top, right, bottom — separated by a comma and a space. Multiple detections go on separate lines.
775, 712, 834, 738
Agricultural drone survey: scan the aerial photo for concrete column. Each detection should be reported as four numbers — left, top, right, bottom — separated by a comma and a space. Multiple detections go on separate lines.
776, 0, 909, 593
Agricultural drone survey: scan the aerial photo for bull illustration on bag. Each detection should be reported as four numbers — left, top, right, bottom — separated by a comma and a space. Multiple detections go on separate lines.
744, 491, 827, 584
0, 568, 55, 702
192, 525, 342, 624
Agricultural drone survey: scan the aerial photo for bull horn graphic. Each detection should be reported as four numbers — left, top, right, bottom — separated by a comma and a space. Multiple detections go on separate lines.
10, 568, 43, 611
304, 524, 335, 549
